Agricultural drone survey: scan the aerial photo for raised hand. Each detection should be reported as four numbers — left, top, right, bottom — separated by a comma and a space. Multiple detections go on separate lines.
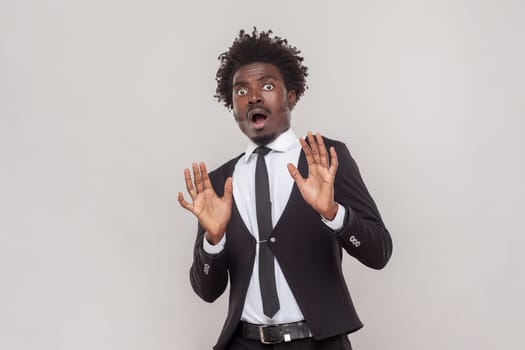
287, 132, 339, 220
178, 162, 233, 244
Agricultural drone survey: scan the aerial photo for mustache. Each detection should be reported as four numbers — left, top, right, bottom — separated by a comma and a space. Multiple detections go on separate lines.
233, 104, 272, 121
247, 104, 271, 115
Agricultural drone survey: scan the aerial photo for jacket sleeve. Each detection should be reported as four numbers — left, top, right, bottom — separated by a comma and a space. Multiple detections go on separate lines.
189, 223, 229, 302
188, 167, 232, 302
331, 140, 393, 269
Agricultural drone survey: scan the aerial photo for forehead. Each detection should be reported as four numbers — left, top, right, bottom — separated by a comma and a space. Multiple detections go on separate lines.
232, 62, 285, 85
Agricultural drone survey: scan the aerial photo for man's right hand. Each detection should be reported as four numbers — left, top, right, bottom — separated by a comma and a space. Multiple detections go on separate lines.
178, 162, 233, 244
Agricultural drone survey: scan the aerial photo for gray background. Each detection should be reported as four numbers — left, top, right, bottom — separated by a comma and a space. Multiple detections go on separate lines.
1, 0, 524, 349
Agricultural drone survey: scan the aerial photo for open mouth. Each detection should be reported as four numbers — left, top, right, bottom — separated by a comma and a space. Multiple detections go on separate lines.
252, 114, 267, 128
248, 108, 270, 130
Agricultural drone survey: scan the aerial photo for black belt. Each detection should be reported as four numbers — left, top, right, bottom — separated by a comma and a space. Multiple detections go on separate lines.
237, 321, 311, 344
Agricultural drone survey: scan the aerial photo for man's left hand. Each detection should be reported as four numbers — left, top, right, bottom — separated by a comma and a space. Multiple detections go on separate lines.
287, 132, 339, 220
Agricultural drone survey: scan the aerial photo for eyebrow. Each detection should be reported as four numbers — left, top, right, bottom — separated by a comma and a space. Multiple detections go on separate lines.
257, 74, 278, 82
233, 74, 278, 87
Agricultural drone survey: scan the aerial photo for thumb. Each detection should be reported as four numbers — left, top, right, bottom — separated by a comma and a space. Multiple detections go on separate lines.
287, 163, 305, 187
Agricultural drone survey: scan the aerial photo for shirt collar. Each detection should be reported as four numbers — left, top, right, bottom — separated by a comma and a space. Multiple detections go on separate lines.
243, 129, 299, 162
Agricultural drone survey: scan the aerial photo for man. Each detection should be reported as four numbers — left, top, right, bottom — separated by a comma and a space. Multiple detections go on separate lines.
179, 29, 392, 350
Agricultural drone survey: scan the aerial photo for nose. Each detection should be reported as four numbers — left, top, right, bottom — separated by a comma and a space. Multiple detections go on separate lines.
248, 89, 263, 104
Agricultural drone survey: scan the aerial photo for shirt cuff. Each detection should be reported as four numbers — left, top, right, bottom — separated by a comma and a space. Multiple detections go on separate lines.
202, 234, 226, 255
321, 203, 346, 231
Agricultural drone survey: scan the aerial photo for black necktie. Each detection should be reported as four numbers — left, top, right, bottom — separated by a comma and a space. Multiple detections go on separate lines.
254, 146, 280, 318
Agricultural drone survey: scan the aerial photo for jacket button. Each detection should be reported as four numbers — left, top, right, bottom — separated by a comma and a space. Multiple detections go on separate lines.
269, 237, 276, 243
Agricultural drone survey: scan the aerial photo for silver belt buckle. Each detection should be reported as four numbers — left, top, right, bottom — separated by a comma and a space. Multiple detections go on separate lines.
258, 325, 282, 344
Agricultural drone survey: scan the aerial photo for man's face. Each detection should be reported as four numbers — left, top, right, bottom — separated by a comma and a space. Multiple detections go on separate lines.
232, 62, 296, 145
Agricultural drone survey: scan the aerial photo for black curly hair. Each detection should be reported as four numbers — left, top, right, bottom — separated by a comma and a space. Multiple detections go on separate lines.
215, 28, 308, 110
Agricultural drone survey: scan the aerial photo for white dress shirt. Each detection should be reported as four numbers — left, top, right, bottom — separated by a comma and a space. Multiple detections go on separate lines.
203, 129, 345, 325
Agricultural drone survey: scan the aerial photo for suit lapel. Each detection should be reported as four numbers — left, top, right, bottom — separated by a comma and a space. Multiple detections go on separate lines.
271, 150, 308, 235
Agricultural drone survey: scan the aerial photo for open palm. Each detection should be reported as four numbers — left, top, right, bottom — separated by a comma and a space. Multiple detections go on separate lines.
178, 162, 232, 244
287, 132, 339, 220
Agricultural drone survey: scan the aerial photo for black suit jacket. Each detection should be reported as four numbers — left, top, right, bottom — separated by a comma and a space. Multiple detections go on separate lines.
189, 137, 392, 350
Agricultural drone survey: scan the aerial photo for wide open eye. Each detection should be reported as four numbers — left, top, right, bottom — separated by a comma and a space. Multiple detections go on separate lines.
262, 83, 274, 91
236, 87, 248, 96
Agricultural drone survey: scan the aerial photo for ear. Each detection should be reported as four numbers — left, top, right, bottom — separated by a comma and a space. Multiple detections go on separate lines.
287, 90, 297, 110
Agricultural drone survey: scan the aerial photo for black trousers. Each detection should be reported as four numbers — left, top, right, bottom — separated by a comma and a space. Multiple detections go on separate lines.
225, 333, 352, 350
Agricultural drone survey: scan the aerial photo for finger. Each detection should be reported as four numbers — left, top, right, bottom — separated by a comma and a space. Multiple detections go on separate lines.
329, 146, 339, 175
192, 162, 204, 193
299, 137, 315, 166
178, 192, 194, 211
307, 131, 321, 164
287, 163, 306, 187
184, 168, 198, 200
316, 133, 329, 168
200, 162, 213, 190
